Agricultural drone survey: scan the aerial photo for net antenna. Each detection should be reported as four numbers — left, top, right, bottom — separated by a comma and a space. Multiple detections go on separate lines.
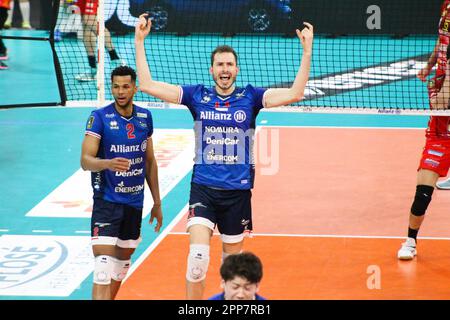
96, 0, 106, 106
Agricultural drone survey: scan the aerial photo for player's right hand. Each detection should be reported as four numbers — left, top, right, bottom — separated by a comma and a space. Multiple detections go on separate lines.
135, 13, 152, 42
149, 204, 163, 233
296, 22, 313, 55
108, 157, 131, 172
417, 66, 431, 82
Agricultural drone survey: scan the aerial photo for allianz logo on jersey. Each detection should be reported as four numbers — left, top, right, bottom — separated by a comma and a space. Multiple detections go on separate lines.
199, 110, 247, 123
110, 144, 140, 153
115, 168, 143, 177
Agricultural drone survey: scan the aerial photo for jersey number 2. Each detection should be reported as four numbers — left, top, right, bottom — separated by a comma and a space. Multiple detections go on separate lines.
126, 123, 136, 139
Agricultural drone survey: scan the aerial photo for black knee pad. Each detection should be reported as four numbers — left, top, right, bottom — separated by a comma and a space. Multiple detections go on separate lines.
410, 185, 434, 216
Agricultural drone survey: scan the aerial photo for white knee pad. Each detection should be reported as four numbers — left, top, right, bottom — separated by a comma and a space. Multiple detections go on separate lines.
93, 255, 114, 285
111, 258, 131, 282
186, 244, 210, 283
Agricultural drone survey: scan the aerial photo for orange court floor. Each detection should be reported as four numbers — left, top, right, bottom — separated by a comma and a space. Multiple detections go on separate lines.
117, 127, 450, 300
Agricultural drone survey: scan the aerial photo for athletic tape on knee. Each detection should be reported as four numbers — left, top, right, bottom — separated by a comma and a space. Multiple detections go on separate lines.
111, 258, 131, 282
411, 185, 434, 216
93, 255, 114, 285
186, 244, 210, 283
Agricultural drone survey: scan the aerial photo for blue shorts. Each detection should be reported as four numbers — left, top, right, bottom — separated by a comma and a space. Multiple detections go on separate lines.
91, 197, 143, 248
187, 182, 253, 243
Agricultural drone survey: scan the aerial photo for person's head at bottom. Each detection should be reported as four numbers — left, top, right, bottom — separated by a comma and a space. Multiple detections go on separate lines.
220, 251, 263, 300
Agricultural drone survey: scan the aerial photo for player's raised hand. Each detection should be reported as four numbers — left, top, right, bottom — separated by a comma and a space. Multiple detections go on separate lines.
149, 203, 163, 232
417, 66, 431, 82
296, 22, 314, 54
135, 13, 152, 42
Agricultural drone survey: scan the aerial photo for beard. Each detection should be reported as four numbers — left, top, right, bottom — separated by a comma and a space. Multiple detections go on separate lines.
213, 74, 236, 92
114, 96, 133, 109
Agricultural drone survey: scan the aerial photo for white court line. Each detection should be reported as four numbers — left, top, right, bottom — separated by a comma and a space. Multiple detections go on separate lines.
0, 229, 9, 232
31, 230, 53, 233
123, 204, 188, 283
65, 101, 186, 109
75, 230, 90, 234
168, 231, 450, 241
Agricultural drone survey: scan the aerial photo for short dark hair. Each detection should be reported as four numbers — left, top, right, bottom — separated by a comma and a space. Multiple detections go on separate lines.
220, 252, 263, 284
111, 65, 137, 83
210, 45, 238, 66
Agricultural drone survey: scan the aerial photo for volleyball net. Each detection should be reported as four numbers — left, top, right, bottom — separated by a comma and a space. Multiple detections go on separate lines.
0, 0, 66, 108
52, 0, 447, 114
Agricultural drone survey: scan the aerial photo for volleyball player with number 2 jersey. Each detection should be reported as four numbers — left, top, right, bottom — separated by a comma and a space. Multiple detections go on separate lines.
81, 66, 163, 299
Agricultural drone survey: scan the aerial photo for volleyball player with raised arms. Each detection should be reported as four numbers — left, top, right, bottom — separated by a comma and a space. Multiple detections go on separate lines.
135, 14, 313, 299
74, 0, 125, 81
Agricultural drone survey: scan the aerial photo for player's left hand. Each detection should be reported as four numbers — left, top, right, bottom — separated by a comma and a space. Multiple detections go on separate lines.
296, 22, 313, 54
149, 203, 163, 232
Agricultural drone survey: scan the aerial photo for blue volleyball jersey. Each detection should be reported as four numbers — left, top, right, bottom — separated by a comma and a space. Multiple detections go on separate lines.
84, 103, 153, 208
179, 84, 267, 190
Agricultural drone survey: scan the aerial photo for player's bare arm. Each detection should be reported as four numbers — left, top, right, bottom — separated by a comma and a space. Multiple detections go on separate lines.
430, 64, 450, 109
263, 22, 313, 108
135, 13, 180, 104
145, 137, 163, 232
81, 134, 130, 172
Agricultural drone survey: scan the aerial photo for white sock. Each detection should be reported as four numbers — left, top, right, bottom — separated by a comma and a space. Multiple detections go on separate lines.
19, 1, 30, 24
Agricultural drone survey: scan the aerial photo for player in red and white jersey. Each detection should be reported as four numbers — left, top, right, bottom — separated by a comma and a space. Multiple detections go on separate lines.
430, 2, 450, 189
74, 0, 125, 81
76, 0, 98, 15
397, 0, 450, 260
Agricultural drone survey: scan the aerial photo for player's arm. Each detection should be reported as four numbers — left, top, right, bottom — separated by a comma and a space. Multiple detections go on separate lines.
145, 137, 163, 232
418, 39, 439, 82
263, 22, 313, 108
430, 64, 450, 109
80, 134, 130, 172
135, 13, 181, 104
